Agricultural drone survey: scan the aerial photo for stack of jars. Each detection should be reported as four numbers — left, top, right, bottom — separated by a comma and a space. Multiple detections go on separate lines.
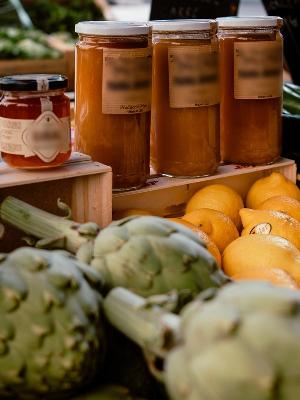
74, 17, 284, 191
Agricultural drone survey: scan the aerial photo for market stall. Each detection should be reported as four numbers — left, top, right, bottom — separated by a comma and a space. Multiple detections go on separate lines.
0, 2, 300, 399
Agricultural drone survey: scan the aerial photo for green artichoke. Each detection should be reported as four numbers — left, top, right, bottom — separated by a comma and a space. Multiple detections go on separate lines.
104, 282, 300, 400
0, 197, 228, 298
0, 247, 105, 399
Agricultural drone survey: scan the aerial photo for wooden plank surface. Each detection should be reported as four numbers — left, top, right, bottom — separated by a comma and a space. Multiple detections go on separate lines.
0, 152, 111, 188
113, 158, 296, 199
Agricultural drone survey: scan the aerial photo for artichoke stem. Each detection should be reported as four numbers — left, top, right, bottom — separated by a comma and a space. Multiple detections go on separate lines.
104, 288, 181, 372
0, 196, 87, 253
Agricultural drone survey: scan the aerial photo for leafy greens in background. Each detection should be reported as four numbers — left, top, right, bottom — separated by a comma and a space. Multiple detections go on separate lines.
22, 0, 104, 35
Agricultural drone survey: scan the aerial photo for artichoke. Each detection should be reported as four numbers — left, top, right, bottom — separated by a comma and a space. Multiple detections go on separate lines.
0, 247, 105, 399
104, 282, 300, 400
0, 197, 228, 298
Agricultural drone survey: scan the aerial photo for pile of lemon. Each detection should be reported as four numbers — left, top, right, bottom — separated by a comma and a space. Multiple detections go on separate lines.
114, 172, 300, 290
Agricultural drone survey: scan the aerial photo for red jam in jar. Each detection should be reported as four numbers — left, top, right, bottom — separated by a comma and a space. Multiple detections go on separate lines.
0, 74, 71, 169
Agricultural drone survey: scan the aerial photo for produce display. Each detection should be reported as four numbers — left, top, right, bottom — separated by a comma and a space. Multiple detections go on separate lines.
0, 8, 299, 400
112, 172, 300, 289
104, 282, 300, 400
0, 247, 105, 399
0, 199, 228, 297
0, 169, 300, 399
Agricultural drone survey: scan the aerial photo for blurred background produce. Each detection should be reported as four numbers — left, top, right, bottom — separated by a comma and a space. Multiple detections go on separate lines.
0, 0, 105, 90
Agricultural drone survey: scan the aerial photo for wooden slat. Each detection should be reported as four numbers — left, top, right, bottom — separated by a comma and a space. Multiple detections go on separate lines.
0, 152, 111, 188
114, 158, 296, 198
0, 58, 67, 76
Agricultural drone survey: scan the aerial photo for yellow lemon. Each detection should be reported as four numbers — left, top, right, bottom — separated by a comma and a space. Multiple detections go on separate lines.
182, 208, 239, 253
186, 184, 244, 229
240, 208, 300, 250
257, 195, 300, 223
222, 234, 300, 285
232, 268, 298, 290
113, 209, 153, 220
168, 218, 222, 266
246, 172, 300, 209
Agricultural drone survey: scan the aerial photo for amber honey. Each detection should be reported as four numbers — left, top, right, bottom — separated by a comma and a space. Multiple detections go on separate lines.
218, 17, 283, 165
75, 22, 152, 191
151, 20, 220, 177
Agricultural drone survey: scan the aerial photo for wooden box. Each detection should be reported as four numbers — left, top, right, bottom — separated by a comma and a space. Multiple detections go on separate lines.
0, 153, 112, 252
113, 158, 297, 218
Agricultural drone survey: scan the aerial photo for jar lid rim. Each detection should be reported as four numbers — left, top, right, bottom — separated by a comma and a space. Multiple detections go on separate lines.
150, 19, 216, 32
217, 16, 283, 28
0, 74, 68, 91
75, 21, 150, 36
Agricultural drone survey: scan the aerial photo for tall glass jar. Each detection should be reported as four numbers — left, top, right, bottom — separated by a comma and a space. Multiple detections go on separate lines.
151, 20, 220, 178
0, 74, 71, 169
75, 22, 152, 191
218, 17, 283, 165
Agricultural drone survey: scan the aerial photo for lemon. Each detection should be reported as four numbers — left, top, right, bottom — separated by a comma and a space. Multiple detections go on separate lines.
246, 172, 300, 209
240, 208, 300, 250
183, 208, 239, 253
257, 195, 300, 223
186, 184, 244, 229
222, 234, 300, 285
113, 209, 153, 220
232, 268, 298, 290
168, 218, 222, 266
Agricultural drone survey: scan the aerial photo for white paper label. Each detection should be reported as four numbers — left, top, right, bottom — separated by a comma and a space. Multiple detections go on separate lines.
0, 112, 70, 163
168, 45, 220, 108
102, 48, 152, 114
234, 41, 283, 99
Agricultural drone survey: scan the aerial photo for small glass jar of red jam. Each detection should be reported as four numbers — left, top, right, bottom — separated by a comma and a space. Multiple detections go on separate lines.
0, 74, 71, 169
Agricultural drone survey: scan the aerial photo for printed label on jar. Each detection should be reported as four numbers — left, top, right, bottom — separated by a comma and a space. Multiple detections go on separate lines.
168, 45, 219, 108
0, 111, 70, 162
234, 41, 283, 99
102, 48, 152, 114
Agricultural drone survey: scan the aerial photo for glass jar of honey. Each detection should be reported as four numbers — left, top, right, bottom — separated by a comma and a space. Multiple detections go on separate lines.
151, 20, 220, 178
218, 17, 283, 165
75, 21, 152, 191
0, 74, 71, 169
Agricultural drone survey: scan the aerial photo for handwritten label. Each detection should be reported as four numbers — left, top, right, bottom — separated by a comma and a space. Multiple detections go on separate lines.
102, 48, 152, 115
168, 45, 219, 108
234, 41, 283, 99
0, 113, 70, 162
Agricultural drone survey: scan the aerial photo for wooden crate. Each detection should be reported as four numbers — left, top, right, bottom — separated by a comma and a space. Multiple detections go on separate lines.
113, 158, 297, 218
0, 152, 112, 252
